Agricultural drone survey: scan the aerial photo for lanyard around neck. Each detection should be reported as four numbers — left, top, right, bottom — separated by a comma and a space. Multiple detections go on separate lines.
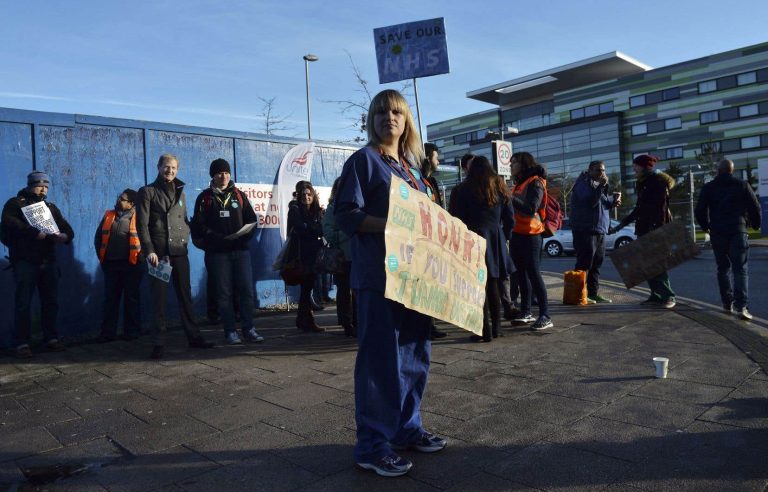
378, 149, 420, 191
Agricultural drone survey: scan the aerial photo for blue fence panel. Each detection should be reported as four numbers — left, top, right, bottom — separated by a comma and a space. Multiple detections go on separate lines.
35, 124, 146, 340
0, 122, 35, 347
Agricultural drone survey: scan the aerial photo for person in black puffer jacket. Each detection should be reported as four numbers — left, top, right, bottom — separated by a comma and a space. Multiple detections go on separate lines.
191, 158, 263, 345
287, 181, 325, 333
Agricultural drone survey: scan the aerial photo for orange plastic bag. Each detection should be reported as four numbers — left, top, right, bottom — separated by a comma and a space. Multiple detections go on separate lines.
563, 270, 587, 305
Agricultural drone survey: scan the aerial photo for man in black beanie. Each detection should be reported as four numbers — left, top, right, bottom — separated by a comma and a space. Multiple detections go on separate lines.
191, 158, 263, 345
1, 171, 74, 358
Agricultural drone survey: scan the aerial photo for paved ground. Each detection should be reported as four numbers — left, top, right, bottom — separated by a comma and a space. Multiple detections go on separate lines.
1, 274, 767, 491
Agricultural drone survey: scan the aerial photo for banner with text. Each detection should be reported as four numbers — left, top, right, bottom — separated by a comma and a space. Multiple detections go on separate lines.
384, 175, 486, 335
373, 17, 449, 84
238, 184, 330, 230
276, 142, 316, 240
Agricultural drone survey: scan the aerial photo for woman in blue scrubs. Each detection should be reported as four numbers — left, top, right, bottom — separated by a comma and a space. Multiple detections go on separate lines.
335, 89, 447, 477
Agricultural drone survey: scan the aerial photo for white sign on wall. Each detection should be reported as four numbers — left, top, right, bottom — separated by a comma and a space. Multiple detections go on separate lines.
238, 183, 330, 230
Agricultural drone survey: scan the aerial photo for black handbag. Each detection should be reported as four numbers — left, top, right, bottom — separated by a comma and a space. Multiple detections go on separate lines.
277, 230, 304, 285
315, 241, 346, 274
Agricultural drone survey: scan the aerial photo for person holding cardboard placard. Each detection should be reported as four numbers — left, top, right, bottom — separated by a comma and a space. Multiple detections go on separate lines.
1, 171, 74, 358
336, 90, 447, 478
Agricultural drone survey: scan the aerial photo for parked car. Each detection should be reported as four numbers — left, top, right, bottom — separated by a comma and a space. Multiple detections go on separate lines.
542, 219, 636, 257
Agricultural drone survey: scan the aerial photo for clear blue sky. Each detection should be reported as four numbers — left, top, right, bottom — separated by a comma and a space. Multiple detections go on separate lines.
1, 0, 767, 143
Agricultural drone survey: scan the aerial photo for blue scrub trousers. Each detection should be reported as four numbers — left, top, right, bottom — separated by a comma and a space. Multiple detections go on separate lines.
353, 289, 431, 463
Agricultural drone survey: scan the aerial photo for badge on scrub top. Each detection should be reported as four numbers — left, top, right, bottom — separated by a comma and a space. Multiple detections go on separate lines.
411, 168, 421, 180
220, 210, 230, 218
231, 202, 239, 209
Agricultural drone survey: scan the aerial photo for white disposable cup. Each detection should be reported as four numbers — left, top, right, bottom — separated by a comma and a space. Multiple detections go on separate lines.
653, 357, 669, 378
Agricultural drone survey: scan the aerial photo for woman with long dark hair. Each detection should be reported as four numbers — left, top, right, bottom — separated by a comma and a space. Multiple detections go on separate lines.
509, 152, 553, 331
449, 155, 514, 342
335, 89, 447, 477
287, 181, 324, 333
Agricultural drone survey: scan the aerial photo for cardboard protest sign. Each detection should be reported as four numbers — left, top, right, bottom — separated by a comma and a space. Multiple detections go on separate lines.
609, 221, 700, 289
384, 175, 486, 335
21, 202, 60, 235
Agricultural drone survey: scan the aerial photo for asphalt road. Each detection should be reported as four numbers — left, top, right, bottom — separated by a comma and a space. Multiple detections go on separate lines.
541, 246, 768, 320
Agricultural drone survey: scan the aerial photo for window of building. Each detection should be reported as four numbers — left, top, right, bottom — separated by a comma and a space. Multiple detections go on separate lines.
664, 117, 682, 130
629, 95, 645, 107
599, 101, 614, 113
739, 104, 759, 118
698, 80, 717, 93
664, 147, 683, 159
570, 108, 585, 120
647, 120, 666, 133
646, 92, 663, 105
737, 72, 757, 86
721, 139, 740, 152
718, 75, 737, 90
631, 123, 647, 136
741, 136, 761, 149
700, 110, 719, 124
662, 87, 680, 101
584, 104, 600, 117
453, 133, 469, 144
720, 107, 739, 121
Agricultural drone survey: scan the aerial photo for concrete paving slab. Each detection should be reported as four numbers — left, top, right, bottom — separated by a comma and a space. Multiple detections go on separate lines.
263, 402, 355, 439
404, 438, 509, 490
454, 373, 549, 401
272, 429, 356, 477
620, 421, 768, 491
444, 471, 538, 491
496, 391, 605, 426
258, 382, 348, 410
89, 444, 218, 492
301, 467, 436, 491
594, 395, 706, 431
187, 396, 289, 432
0, 425, 62, 463
186, 422, 304, 465
421, 388, 508, 421
629, 378, 733, 405
177, 451, 319, 491
545, 416, 673, 463
487, 441, 635, 490
540, 376, 648, 403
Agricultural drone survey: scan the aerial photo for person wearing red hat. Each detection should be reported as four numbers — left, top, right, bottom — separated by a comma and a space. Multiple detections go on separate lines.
610, 154, 677, 308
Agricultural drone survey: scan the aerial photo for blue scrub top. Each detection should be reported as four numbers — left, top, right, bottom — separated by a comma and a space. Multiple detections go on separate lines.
335, 145, 427, 292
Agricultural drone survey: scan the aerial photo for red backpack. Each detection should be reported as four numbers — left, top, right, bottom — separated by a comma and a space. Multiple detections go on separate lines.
541, 188, 563, 238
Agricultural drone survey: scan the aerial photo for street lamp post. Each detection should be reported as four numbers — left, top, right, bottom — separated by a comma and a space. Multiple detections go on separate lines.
303, 54, 318, 140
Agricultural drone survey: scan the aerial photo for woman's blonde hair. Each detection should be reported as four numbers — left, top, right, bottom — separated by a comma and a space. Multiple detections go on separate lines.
366, 89, 424, 165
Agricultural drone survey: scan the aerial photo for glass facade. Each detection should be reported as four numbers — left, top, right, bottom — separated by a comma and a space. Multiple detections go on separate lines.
507, 115, 621, 179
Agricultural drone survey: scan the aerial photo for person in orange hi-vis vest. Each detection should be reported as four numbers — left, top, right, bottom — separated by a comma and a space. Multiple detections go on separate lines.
93, 189, 143, 342
509, 152, 553, 331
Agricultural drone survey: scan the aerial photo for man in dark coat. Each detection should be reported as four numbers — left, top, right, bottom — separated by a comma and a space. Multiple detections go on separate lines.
570, 160, 621, 303
1, 171, 74, 358
191, 158, 263, 345
611, 154, 677, 308
695, 159, 762, 320
137, 153, 214, 359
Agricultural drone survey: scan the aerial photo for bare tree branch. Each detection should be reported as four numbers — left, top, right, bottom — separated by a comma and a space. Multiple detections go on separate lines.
324, 50, 415, 143
258, 96, 295, 136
